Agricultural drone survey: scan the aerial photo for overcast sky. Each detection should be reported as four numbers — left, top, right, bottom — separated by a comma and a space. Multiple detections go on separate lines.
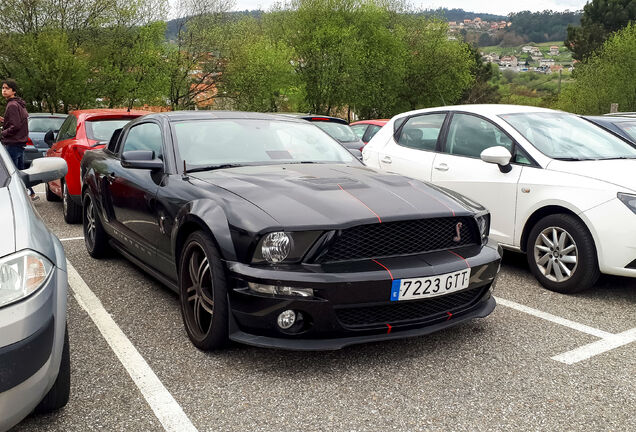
219, 0, 588, 14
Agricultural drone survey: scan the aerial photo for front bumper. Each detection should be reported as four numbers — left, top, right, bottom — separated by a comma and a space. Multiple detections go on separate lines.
226, 243, 501, 350
583, 198, 636, 278
0, 266, 68, 431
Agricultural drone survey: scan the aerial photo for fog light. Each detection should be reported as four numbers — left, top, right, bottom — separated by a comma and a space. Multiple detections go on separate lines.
248, 282, 313, 297
277, 310, 296, 329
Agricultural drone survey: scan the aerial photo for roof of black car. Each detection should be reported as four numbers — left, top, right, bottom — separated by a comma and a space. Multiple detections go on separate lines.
149, 110, 310, 123
278, 113, 348, 124
28, 113, 68, 118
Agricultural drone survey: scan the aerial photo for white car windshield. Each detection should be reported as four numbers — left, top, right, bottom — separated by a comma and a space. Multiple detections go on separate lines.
500, 112, 636, 160
173, 118, 357, 168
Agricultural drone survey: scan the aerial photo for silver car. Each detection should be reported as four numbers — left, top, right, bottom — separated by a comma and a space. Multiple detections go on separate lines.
0, 147, 69, 431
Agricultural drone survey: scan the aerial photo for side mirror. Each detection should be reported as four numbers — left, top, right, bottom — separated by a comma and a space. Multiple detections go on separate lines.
121, 150, 163, 170
480, 146, 512, 173
19, 157, 67, 188
44, 130, 56, 147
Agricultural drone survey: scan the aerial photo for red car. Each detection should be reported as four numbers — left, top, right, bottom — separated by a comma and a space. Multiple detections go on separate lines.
350, 119, 388, 145
45, 109, 150, 223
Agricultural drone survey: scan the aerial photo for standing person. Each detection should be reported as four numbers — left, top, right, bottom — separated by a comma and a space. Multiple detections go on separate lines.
0, 78, 38, 200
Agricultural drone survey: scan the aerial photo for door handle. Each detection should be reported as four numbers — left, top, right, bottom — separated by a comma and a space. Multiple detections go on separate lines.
381, 156, 392, 164
434, 163, 449, 171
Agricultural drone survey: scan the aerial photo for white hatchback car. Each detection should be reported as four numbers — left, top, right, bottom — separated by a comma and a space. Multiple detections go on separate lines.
363, 105, 636, 293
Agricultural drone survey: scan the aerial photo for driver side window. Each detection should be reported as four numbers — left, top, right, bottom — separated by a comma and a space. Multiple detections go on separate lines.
121, 123, 163, 159
446, 114, 513, 158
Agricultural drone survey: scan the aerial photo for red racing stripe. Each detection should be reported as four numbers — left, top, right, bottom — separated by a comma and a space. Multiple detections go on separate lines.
447, 250, 470, 268
408, 181, 456, 217
371, 258, 394, 280
337, 183, 382, 223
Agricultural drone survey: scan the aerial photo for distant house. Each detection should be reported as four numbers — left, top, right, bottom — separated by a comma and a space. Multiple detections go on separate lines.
500, 55, 518, 68
539, 58, 555, 67
522, 46, 535, 53
464, 19, 472, 24
490, 23, 499, 29
448, 21, 457, 27
550, 46, 560, 55
550, 65, 564, 73
474, 17, 482, 23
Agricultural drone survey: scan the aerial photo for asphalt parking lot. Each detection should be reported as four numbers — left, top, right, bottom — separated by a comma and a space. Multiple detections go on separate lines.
12, 184, 636, 432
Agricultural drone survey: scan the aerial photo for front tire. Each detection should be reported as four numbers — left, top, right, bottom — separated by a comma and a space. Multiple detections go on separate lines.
526, 214, 599, 293
63, 181, 82, 224
83, 193, 109, 258
34, 324, 70, 413
178, 231, 228, 350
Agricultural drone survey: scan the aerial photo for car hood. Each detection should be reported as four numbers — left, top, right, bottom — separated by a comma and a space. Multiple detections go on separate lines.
547, 159, 636, 192
192, 164, 482, 228
0, 187, 16, 256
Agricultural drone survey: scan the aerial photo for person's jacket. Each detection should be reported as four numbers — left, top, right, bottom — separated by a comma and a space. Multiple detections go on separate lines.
1, 97, 29, 146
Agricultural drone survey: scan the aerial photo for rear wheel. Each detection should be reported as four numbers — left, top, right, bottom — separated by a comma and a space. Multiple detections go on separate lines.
62, 181, 82, 224
34, 324, 70, 413
178, 231, 228, 350
45, 182, 61, 202
83, 193, 109, 258
526, 214, 599, 293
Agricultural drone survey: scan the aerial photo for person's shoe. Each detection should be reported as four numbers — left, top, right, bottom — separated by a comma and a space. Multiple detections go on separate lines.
30, 193, 40, 202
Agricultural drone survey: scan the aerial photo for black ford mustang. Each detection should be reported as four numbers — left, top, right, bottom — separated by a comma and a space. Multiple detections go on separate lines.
81, 111, 501, 351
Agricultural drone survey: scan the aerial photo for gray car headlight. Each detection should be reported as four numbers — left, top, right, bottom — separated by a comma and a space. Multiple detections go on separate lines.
0, 250, 53, 308
618, 193, 636, 214
252, 231, 323, 264
475, 212, 490, 244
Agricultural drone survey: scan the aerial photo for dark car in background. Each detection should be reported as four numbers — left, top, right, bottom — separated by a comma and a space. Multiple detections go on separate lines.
350, 119, 388, 145
23, 113, 67, 168
81, 111, 500, 351
281, 114, 365, 152
585, 115, 636, 144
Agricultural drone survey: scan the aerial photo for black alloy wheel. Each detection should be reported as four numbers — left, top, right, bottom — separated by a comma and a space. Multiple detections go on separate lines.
45, 182, 61, 202
83, 193, 109, 258
526, 213, 600, 294
62, 181, 82, 224
179, 232, 228, 350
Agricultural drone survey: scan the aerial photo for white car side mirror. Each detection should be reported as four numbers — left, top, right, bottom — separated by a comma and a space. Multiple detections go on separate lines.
481, 146, 512, 172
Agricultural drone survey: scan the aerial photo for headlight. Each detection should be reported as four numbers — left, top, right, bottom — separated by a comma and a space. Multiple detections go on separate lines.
252, 231, 322, 264
618, 193, 636, 214
261, 232, 292, 263
0, 250, 53, 308
475, 213, 490, 244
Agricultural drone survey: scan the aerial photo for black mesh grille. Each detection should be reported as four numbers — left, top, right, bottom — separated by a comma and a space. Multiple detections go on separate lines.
335, 286, 486, 328
318, 217, 478, 262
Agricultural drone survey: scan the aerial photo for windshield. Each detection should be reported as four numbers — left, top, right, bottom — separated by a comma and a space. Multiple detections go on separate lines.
312, 121, 359, 143
617, 121, 636, 141
28, 117, 66, 133
86, 119, 136, 141
500, 112, 636, 160
173, 119, 357, 168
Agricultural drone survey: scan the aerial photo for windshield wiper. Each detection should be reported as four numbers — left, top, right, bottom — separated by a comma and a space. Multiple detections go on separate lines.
597, 156, 636, 160
185, 163, 245, 173
552, 157, 588, 161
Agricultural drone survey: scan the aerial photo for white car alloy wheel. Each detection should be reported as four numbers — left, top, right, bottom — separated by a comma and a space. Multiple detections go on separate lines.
533, 226, 578, 282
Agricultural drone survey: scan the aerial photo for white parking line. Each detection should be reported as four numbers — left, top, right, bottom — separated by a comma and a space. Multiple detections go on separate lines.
495, 296, 635, 364
60, 237, 84, 242
494, 296, 613, 339
66, 261, 199, 432
552, 327, 636, 365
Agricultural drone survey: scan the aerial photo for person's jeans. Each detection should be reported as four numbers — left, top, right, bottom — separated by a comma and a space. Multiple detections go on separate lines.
4, 145, 35, 195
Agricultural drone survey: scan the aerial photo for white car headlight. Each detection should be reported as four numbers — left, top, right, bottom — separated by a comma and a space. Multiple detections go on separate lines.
0, 250, 53, 308
618, 193, 636, 215
261, 232, 292, 263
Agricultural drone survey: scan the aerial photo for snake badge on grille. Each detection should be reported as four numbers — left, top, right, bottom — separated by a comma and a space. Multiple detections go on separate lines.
453, 222, 463, 242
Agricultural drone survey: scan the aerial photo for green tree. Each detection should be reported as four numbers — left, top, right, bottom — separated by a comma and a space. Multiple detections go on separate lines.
559, 23, 636, 114
221, 18, 298, 112
459, 44, 500, 104
565, 0, 636, 60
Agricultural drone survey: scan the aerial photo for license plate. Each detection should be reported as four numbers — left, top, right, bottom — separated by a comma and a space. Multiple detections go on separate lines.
390, 268, 471, 301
